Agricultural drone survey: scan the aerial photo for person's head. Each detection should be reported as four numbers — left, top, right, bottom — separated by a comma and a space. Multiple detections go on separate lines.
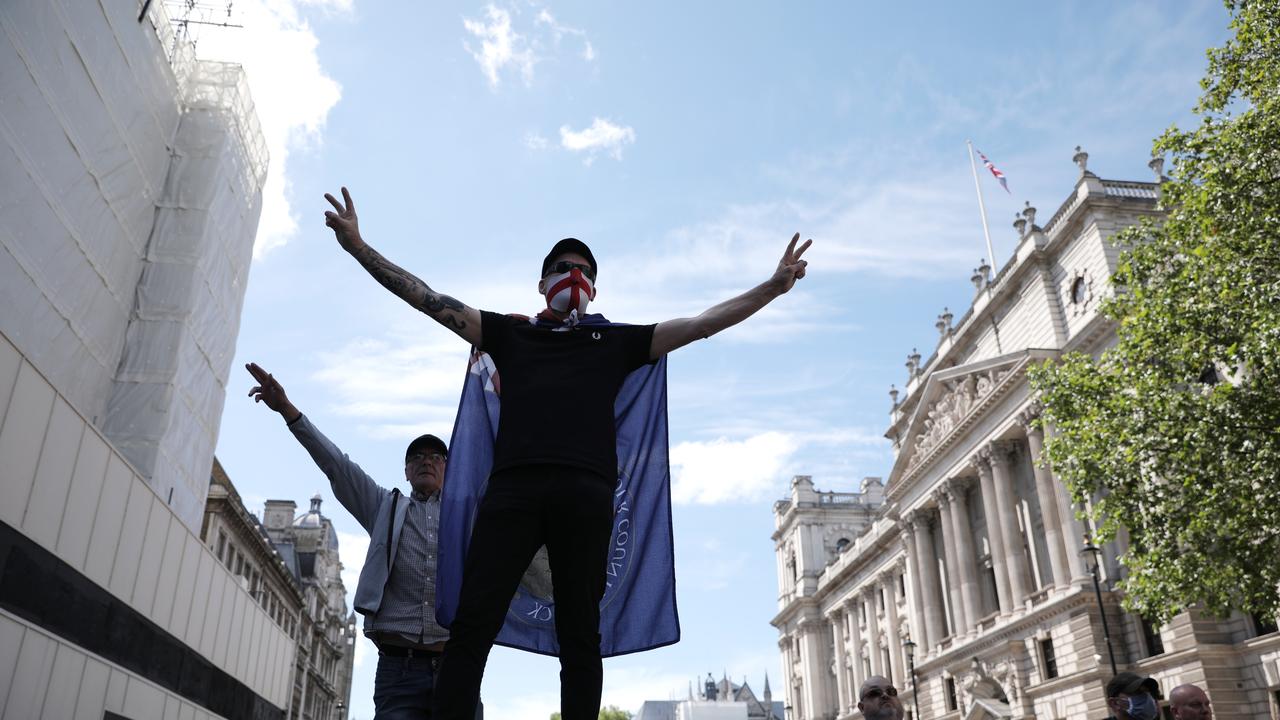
1169, 684, 1212, 720
538, 238, 597, 316
857, 676, 904, 720
1107, 672, 1161, 720
404, 434, 447, 496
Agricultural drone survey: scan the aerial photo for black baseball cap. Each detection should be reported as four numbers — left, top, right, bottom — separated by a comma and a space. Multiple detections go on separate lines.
542, 238, 597, 278
1107, 672, 1160, 699
405, 434, 447, 463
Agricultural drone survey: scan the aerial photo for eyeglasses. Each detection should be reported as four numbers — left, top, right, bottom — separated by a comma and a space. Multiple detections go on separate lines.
546, 260, 594, 279
860, 686, 898, 701
407, 452, 447, 464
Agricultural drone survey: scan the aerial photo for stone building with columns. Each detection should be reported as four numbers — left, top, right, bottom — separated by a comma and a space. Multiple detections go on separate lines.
772, 151, 1280, 719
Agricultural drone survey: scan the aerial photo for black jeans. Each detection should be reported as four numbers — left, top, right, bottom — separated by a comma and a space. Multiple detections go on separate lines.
432, 464, 614, 720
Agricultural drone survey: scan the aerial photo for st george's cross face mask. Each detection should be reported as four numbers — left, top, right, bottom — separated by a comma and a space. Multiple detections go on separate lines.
542, 266, 596, 315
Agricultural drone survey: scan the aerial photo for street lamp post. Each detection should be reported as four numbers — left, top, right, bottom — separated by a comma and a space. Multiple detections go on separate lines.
1081, 541, 1119, 676
904, 638, 921, 720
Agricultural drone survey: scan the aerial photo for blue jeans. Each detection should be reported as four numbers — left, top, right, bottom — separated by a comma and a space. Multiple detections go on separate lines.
373, 653, 483, 720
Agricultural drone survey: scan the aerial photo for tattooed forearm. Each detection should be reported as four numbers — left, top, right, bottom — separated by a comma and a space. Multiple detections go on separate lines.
352, 244, 469, 330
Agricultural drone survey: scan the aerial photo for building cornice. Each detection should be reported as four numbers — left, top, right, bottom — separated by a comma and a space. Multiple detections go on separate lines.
887, 177, 1160, 429
917, 586, 1095, 673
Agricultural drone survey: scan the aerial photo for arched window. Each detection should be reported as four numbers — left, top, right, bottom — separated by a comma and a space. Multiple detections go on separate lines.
835, 537, 851, 553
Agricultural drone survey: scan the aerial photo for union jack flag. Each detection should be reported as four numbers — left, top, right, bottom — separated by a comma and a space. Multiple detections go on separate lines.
976, 148, 1010, 194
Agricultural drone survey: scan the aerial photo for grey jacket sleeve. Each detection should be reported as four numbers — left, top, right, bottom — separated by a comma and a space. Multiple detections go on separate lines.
287, 413, 386, 533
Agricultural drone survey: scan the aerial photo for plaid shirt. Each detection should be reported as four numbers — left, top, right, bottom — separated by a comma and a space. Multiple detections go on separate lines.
366, 490, 450, 646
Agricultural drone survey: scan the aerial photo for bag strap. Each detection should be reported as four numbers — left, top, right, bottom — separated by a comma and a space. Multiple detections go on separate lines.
387, 488, 401, 566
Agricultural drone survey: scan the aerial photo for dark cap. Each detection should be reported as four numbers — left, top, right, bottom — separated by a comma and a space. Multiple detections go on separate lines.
542, 238, 597, 278
405, 434, 447, 463
1107, 672, 1161, 699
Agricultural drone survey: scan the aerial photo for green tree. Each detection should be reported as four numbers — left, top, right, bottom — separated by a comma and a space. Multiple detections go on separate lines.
1028, 0, 1280, 624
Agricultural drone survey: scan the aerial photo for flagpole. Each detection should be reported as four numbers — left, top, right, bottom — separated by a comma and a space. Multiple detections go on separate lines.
966, 139, 997, 273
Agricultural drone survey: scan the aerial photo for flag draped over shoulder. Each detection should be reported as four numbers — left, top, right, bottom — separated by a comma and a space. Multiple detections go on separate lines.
976, 147, 1011, 193
434, 314, 680, 657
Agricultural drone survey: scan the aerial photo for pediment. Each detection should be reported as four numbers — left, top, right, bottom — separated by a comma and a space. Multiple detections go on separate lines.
889, 350, 1049, 485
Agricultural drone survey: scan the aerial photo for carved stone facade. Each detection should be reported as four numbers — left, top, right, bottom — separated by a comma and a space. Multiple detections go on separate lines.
772, 156, 1280, 720
202, 463, 358, 720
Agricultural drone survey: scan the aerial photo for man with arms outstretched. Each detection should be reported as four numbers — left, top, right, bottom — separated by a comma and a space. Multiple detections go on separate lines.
321, 186, 811, 720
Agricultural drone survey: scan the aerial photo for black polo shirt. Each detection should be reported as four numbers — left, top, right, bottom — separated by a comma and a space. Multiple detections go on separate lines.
479, 311, 656, 480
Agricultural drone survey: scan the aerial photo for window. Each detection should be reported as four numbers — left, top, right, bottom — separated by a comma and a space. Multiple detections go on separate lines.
898, 573, 906, 597
878, 587, 886, 612
944, 677, 958, 712
1251, 613, 1278, 637
1070, 276, 1087, 304
215, 531, 227, 563
1140, 616, 1165, 657
1040, 637, 1058, 679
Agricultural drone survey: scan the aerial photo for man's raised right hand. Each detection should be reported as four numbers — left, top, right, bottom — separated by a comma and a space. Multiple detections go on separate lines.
324, 186, 365, 253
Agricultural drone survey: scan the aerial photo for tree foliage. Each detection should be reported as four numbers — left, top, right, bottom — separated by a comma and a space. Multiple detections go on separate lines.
1028, 0, 1280, 623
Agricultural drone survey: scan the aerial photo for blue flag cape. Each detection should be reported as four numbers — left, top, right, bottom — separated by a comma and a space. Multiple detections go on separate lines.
434, 313, 680, 657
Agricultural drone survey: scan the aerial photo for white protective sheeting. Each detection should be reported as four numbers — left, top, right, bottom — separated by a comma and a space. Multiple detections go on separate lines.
0, 0, 266, 532
0, 0, 182, 425
103, 58, 266, 531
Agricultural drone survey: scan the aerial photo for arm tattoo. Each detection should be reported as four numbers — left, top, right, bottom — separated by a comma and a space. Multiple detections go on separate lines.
352, 244, 469, 330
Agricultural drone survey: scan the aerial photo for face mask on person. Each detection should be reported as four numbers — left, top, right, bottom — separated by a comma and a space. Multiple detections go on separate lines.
1126, 694, 1159, 720
542, 267, 595, 315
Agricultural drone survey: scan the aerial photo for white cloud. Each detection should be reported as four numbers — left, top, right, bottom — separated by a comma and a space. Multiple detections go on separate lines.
535, 7, 594, 61
189, 0, 344, 257
463, 5, 537, 89
312, 335, 471, 438
524, 131, 550, 150
668, 424, 891, 505
559, 118, 636, 163
670, 431, 797, 505
479, 691, 560, 720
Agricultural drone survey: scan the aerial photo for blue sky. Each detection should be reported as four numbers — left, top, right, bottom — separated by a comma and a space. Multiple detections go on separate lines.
202, 2, 1229, 716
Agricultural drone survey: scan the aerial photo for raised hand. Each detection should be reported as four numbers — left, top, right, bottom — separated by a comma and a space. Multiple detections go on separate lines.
771, 232, 812, 294
246, 362, 301, 423
324, 186, 364, 252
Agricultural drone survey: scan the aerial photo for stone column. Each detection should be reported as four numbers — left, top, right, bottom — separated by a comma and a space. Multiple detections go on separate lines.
909, 512, 946, 649
845, 597, 864, 695
864, 587, 883, 677
973, 451, 1013, 614
1019, 408, 1072, 589
799, 620, 833, 719
946, 477, 982, 631
1041, 418, 1090, 581
779, 636, 798, 717
899, 521, 930, 650
934, 491, 968, 637
828, 609, 849, 715
882, 569, 906, 685
988, 441, 1032, 607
